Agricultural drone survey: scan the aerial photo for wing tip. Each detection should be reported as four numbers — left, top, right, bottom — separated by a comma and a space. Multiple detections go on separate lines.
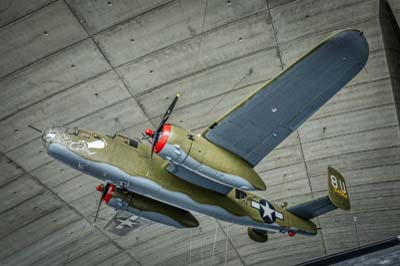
331, 29, 370, 67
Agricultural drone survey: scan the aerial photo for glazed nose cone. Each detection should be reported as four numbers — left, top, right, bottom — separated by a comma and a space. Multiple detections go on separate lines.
42, 127, 65, 148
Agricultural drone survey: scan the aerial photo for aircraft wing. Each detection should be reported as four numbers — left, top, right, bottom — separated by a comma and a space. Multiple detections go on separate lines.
202, 30, 369, 166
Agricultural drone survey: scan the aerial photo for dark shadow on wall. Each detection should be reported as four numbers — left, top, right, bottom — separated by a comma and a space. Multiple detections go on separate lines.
379, 0, 400, 127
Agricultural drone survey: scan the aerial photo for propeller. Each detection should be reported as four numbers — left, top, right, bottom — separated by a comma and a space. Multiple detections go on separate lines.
93, 183, 115, 224
146, 93, 180, 158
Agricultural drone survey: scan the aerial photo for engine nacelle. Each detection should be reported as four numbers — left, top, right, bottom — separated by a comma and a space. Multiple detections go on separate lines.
153, 124, 266, 191
104, 186, 199, 228
247, 228, 269, 243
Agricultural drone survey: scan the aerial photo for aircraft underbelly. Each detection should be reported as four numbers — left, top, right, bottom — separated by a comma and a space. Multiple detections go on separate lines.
122, 174, 281, 232
48, 143, 318, 235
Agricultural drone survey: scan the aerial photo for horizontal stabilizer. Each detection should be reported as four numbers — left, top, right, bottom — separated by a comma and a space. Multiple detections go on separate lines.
287, 167, 351, 220
287, 196, 336, 220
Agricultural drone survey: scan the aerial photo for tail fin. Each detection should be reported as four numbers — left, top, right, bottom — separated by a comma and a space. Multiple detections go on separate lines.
327, 166, 351, 210
287, 166, 351, 220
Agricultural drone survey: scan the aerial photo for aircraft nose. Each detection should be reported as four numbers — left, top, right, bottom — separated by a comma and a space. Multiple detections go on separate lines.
42, 127, 66, 148
42, 128, 56, 148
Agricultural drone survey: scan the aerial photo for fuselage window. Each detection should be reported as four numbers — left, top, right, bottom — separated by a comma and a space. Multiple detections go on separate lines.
66, 127, 80, 136
129, 139, 138, 148
235, 189, 247, 201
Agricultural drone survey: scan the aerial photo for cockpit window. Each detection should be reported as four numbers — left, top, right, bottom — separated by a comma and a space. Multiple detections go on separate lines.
79, 131, 91, 139
112, 134, 140, 149
66, 127, 80, 135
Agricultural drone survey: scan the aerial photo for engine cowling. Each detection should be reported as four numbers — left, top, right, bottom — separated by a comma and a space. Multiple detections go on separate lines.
150, 124, 266, 191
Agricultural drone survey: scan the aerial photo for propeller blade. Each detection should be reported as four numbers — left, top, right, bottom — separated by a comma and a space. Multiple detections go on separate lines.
159, 93, 180, 128
150, 93, 180, 158
93, 195, 103, 224
93, 184, 107, 224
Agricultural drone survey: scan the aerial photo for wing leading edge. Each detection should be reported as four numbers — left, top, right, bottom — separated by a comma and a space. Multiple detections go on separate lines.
203, 30, 369, 166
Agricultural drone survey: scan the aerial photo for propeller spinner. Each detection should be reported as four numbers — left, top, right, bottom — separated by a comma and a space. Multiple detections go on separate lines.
145, 93, 180, 158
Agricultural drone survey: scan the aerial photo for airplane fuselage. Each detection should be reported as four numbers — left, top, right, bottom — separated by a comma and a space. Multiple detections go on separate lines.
42, 127, 317, 236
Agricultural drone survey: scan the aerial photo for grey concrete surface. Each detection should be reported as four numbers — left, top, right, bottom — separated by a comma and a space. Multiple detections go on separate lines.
0, 0, 399, 266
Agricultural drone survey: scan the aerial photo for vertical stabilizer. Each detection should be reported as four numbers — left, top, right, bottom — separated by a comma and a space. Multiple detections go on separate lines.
328, 166, 351, 210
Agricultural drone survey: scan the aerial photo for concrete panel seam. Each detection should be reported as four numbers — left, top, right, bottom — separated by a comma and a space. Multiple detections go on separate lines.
301, 125, 399, 146
0, 68, 112, 123
125, 228, 176, 250
273, 14, 380, 47
316, 177, 400, 193
307, 162, 400, 179
63, 0, 156, 129
296, 130, 328, 255
0, 171, 28, 190
135, 46, 274, 99
307, 102, 394, 122
217, 220, 247, 266
0, 190, 47, 217
0, 3, 267, 83
0, 206, 65, 249
4, 96, 133, 154
305, 144, 400, 165
267, 7, 284, 69
112, 9, 269, 71
267, 0, 296, 10
69, 0, 176, 35
0, 0, 89, 80
320, 206, 400, 219
302, 125, 399, 146
58, 240, 115, 266
0, 0, 59, 32
1, 154, 143, 266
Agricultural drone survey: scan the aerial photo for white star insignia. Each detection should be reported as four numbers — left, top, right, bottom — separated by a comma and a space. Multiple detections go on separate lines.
261, 203, 275, 221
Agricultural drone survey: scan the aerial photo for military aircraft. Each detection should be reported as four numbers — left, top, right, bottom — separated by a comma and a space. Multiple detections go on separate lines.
41, 30, 368, 242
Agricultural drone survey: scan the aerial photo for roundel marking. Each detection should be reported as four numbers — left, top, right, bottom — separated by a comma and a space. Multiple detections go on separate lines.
258, 199, 276, 224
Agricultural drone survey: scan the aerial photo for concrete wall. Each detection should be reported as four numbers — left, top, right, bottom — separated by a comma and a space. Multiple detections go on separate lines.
380, 0, 400, 126
0, 0, 399, 265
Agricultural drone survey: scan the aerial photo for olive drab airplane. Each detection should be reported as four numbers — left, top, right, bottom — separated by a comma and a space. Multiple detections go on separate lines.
41, 30, 368, 242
